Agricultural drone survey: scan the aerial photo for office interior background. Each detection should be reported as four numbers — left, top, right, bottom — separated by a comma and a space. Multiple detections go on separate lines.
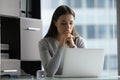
41, 0, 117, 76
0, 0, 117, 77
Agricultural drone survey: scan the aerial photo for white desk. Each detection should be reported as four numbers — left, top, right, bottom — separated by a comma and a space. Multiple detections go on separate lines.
39, 76, 120, 80
1, 76, 120, 80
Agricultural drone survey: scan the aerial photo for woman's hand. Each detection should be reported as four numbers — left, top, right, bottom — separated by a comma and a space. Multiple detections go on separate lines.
64, 32, 75, 48
59, 31, 76, 48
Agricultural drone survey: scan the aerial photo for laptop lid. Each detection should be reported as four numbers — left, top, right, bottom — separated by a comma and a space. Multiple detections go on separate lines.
58, 48, 104, 78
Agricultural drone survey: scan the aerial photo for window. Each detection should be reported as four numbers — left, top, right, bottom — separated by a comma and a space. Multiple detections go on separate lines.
65, 0, 71, 6
41, 0, 117, 76
109, 0, 116, 8
103, 56, 107, 70
51, 0, 58, 9
86, 0, 94, 8
109, 0, 113, 8
110, 24, 117, 38
87, 25, 95, 39
75, 25, 83, 37
97, 0, 105, 8
98, 25, 106, 39
65, 0, 82, 8
110, 55, 117, 70
74, 0, 82, 8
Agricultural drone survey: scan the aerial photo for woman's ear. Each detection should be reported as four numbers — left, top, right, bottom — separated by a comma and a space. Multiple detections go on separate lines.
54, 20, 57, 27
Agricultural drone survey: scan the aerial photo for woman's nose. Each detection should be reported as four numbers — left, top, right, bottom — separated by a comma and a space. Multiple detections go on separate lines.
66, 24, 70, 28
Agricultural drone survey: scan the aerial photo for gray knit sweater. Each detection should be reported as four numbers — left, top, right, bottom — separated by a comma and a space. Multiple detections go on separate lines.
39, 36, 86, 77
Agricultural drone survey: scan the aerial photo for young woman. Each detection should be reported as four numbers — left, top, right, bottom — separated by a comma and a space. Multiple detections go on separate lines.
39, 5, 86, 77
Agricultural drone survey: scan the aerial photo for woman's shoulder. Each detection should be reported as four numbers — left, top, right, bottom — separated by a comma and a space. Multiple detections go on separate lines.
39, 37, 58, 50
39, 37, 55, 45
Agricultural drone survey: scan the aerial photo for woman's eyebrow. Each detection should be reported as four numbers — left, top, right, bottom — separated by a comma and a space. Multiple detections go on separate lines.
61, 20, 66, 22
61, 19, 74, 23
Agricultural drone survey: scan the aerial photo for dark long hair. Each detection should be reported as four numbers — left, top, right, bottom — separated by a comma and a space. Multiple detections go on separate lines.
45, 5, 78, 38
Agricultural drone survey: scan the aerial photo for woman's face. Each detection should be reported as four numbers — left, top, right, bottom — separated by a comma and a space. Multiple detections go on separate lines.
55, 14, 74, 35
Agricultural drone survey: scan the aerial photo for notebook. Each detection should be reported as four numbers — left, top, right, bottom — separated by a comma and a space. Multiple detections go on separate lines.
55, 48, 104, 78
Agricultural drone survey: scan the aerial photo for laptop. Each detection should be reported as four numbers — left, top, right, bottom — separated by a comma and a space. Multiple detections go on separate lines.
55, 48, 104, 78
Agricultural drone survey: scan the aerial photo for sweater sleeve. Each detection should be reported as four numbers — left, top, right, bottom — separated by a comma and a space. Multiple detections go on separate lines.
39, 39, 65, 77
74, 36, 87, 48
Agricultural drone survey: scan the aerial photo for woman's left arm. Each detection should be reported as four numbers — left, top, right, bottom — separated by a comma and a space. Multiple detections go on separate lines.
74, 36, 87, 48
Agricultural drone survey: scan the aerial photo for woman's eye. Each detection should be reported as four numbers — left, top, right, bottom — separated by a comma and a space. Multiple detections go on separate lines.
70, 22, 73, 25
61, 23, 66, 25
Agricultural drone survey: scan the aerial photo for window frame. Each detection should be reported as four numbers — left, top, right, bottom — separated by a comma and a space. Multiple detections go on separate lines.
117, 0, 120, 76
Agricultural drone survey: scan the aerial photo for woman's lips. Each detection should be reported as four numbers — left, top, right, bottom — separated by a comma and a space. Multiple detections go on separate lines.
64, 30, 70, 33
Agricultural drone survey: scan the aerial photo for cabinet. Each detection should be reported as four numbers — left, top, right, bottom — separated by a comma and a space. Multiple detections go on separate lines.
1, 15, 21, 76
1, 15, 20, 59
0, 0, 41, 19
20, 0, 41, 19
20, 17, 42, 76
1, 59, 20, 75
20, 17, 42, 60
1, 15, 42, 76
0, 0, 20, 17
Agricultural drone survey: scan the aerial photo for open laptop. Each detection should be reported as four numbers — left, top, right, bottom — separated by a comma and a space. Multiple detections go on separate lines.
55, 48, 104, 78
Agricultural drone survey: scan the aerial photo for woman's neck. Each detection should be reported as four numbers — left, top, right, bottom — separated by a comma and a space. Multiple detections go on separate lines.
55, 34, 61, 41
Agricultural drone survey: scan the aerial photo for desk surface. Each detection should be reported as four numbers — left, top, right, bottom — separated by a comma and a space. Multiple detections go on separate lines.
1, 76, 120, 80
